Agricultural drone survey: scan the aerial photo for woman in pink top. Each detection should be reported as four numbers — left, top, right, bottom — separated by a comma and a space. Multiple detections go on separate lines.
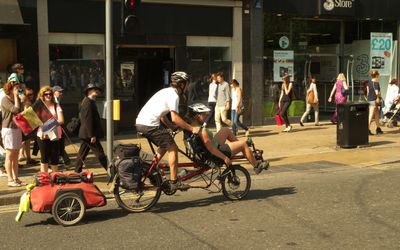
36, 86, 64, 172
328, 73, 349, 123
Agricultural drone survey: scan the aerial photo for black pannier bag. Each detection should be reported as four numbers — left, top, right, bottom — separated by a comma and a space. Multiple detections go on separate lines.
114, 144, 140, 159
116, 157, 143, 190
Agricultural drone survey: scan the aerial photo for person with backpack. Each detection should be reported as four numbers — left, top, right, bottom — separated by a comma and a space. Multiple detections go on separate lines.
75, 84, 108, 173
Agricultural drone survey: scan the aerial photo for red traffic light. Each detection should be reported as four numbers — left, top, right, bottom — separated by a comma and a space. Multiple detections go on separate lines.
125, 0, 136, 10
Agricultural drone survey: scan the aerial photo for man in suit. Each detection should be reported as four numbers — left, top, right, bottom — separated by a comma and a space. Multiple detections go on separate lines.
75, 83, 108, 173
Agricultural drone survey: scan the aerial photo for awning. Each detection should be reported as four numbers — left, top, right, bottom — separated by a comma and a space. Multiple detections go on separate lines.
0, 0, 24, 25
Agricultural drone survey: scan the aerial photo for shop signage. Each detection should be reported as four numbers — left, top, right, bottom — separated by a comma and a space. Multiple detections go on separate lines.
370, 32, 393, 76
318, 0, 355, 16
273, 50, 294, 82
279, 36, 290, 49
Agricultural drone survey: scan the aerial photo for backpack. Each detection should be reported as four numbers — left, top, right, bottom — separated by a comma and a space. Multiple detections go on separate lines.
114, 144, 140, 159
115, 157, 143, 190
113, 144, 143, 190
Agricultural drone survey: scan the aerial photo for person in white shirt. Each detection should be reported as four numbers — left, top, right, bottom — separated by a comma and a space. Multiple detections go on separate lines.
300, 76, 320, 126
136, 71, 200, 191
384, 79, 399, 115
215, 72, 231, 132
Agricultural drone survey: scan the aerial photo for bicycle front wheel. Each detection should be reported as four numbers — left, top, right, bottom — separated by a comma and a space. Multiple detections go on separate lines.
114, 171, 162, 213
221, 165, 251, 200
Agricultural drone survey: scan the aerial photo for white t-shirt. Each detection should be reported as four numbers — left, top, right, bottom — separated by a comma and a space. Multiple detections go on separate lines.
136, 87, 179, 126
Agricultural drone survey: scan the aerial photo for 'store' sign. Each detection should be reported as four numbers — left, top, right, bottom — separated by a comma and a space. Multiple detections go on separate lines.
318, 0, 355, 16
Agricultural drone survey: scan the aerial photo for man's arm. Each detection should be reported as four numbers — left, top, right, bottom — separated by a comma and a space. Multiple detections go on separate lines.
160, 115, 178, 131
170, 111, 199, 134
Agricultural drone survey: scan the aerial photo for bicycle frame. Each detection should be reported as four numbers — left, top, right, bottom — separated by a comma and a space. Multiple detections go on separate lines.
141, 131, 263, 191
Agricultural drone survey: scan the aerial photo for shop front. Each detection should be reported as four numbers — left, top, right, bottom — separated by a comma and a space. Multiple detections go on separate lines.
263, 0, 400, 120
44, 0, 240, 130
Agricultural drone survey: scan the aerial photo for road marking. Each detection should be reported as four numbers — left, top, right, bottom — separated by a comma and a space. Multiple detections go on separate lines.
0, 205, 19, 214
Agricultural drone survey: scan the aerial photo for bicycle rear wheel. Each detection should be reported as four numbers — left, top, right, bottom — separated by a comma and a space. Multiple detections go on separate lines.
221, 165, 251, 200
114, 170, 162, 213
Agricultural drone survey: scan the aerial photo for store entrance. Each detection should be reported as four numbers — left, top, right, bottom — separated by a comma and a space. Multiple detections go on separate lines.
116, 47, 174, 128
295, 53, 339, 111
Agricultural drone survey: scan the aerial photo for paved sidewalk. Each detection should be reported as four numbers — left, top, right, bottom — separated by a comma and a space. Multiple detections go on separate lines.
1, 121, 399, 206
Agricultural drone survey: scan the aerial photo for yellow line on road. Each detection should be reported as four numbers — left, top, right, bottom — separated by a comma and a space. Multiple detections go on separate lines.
0, 205, 19, 214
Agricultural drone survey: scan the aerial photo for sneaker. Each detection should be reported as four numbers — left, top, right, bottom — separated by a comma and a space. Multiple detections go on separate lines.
283, 127, 289, 132
254, 161, 270, 174
245, 129, 250, 137
299, 121, 304, 127
169, 179, 190, 191
369, 130, 374, 136
286, 125, 292, 132
7, 181, 21, 187
15, 178, 27, 186
376, 127, 383, 135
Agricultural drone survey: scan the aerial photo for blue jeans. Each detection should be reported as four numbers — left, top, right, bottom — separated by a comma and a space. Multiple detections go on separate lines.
231, 109, 248, 135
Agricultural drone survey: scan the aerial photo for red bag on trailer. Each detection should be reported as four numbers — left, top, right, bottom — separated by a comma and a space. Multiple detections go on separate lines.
30, 172, 106, 213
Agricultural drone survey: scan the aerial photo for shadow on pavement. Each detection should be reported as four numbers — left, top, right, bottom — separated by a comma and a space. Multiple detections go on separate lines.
369, 141, 396, 147
152, 186, 297, 213
23, 208, 130, 227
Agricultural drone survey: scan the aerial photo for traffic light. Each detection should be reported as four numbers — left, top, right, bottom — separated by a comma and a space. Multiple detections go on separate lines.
123, 0, 141, 32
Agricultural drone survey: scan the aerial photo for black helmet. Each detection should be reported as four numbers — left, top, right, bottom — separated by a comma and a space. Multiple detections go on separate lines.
188, 103, 210, 116
171, 71, 190, 85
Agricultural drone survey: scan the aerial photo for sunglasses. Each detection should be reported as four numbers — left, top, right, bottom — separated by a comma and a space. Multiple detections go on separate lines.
44, 92, 53, 97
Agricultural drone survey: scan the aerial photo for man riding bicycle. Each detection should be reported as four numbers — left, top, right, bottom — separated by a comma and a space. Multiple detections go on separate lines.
135, 71, 200, 191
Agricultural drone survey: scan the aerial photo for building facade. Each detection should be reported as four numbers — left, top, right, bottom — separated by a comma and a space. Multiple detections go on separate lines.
2, 0, 400, 128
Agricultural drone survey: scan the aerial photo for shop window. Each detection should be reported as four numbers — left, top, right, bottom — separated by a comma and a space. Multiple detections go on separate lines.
49, 44, 104, 103
184, 47, 232, 104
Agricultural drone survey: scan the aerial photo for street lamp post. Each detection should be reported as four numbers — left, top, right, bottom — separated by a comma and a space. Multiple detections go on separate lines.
105, 0, 114, 164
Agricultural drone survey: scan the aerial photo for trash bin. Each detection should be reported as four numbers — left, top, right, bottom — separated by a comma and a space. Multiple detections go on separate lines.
337, 102, 369, 148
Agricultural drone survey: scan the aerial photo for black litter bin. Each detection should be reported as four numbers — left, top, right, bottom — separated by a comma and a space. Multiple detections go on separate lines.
337, 102, 369, 148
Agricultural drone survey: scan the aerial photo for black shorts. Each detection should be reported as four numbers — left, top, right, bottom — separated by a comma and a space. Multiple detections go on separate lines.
217, 144, 232, 158
136, 124, 175, 149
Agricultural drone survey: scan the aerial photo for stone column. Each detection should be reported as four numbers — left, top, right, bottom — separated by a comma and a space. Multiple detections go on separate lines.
37, 0, 50, 86
231, 1, 243, 85
242, 0, 264, 126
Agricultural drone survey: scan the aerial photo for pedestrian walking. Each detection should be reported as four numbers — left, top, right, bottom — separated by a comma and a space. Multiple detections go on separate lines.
214, 72, 231, 132
366, 70, 383, 135
1, 81, 24, 187
53, 85, 71, 165
279, 74, 293, 132
206, 73, 218, 125
300, 76, 320, 126
75, 83, 108, 173
328, 73, 349, 123
230, 79, 250, 136
36, 86, 64, 173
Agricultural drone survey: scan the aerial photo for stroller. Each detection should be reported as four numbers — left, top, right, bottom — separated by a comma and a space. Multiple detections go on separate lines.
384, 96, 400, 128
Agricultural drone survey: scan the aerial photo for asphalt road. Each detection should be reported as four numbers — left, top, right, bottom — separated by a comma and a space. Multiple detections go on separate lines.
0, 162, 399, 250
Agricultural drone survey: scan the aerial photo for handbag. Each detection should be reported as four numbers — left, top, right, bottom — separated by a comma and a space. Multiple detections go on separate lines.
66, 117, 80, 136
306, 91, 318, 104
237, 104, 245, 115
275, 112, 284, 126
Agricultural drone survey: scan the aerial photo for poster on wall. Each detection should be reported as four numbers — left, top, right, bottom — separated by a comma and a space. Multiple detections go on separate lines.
120, 63, 135, 88
370, 32, 393, 76
273, 50, 294, 82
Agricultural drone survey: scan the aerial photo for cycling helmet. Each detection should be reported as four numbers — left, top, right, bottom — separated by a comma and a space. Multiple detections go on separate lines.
171, 71, 190, 85
188, 103, 210, 115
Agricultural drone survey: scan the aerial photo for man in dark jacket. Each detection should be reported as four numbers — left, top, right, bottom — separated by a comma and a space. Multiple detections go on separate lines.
75, 83, 108, 173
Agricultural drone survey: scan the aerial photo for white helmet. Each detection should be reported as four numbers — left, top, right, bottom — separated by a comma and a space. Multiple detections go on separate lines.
188, 103, 210, 115
171, 71, 190, 85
